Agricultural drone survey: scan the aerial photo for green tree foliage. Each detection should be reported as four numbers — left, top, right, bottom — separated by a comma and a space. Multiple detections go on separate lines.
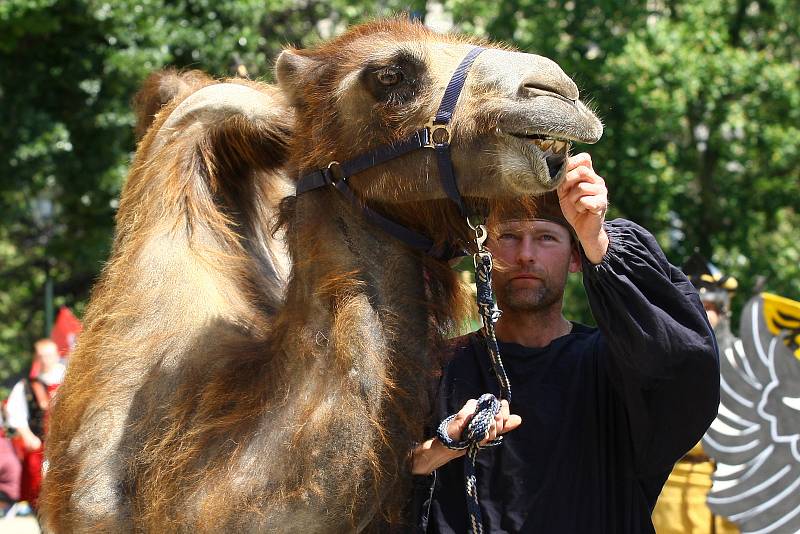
445, 0, 800, 325
0, 1, 797, 385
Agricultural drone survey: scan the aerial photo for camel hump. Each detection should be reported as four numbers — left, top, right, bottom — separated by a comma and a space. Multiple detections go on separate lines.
127, 74, 294, 318
133, 69, 214, 141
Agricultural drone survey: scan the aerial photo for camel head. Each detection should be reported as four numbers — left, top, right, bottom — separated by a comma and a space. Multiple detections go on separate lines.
276, 18, 602, 215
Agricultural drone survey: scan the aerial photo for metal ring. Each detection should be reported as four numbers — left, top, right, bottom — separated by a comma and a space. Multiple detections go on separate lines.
423, 120, 453, 148
327, 160, 344, 184
431, 126, 450, 145
467, 217, 488, 241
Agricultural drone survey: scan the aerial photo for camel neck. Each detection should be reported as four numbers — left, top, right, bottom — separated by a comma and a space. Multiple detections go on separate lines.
287, 192, 431, 356
279, 192, 434, 482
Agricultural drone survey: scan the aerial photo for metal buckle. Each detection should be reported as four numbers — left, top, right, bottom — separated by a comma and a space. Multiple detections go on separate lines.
326, 160, 344, 184
424, 119, 452, 148
467, 216, 491, 269
467, 217, 488, 250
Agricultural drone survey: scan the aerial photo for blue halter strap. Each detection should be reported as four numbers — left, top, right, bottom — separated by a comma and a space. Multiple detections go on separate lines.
296, 46, 485, 260
295, 47, 510, 534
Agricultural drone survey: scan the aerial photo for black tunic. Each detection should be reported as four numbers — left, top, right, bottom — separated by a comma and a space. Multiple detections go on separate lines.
422, 219, 720, 534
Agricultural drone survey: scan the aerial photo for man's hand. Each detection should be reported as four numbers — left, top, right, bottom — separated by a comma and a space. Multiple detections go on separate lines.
411, 399, 522, 475
557, 153, 609, 264
446, 399, 521, 446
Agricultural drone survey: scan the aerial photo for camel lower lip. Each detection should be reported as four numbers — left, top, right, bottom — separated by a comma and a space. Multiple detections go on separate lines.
545, 151, 566, 179
500, 132, 570, 180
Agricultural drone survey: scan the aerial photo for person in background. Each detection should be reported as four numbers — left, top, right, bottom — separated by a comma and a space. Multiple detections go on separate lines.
6, 339, 66, 510
0, 404, 22, 516
651, 252, 739, 533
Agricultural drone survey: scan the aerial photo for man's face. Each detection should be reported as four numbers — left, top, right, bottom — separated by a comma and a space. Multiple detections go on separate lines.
487, 219, 581, 313
37, 342, 60, 371
703, 301, 721, 329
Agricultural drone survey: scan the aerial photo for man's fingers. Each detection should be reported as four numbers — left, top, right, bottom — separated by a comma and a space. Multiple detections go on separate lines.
558, 168, 603, 210
486, 420, 498, 443
447, 398, 478, 439
494, 413, 504, 435
495, 400, 522, 438
566, 182, 608, 214
565, 152, 592, 173
485, 414, 523, 444
578, 195, 608, 215
567, 181, 605, 199
494, 399, 510, 434
460, 398, 478, 415
504, 414, 523, 433
560, 165, 603, 192
450, 399, 522, 444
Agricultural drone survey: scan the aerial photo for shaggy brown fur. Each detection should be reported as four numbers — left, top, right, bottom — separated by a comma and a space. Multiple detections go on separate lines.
40, 17, 601, 533
131, 69, 215, 141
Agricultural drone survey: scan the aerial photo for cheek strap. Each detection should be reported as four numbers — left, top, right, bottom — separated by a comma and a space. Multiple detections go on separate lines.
295, 47, 486, 260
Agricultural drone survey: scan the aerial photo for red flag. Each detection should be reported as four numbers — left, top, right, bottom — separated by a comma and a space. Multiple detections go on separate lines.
51, 306, 82, 358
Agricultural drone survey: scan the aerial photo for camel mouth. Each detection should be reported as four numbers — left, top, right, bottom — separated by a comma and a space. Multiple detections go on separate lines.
505, 132, 571, 180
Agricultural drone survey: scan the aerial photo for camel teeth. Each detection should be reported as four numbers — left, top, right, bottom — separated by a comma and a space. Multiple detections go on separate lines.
539, 139, 553, 151
552, 140, 566, 153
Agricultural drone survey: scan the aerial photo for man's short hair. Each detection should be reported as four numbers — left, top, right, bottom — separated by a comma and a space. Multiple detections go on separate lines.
487, 191, 574, 242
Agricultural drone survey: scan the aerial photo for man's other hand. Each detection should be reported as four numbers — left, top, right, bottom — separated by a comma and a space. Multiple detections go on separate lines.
446, 399, 521, 446
557, 153, 609, 264
411, 400, 521, 475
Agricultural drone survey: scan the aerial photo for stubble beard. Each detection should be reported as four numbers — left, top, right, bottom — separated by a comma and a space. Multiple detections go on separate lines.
497, 279, 563, 313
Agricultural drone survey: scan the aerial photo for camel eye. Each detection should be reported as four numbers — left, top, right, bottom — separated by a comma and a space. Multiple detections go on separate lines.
376, 66, 403, 86
361, 54, 423, 104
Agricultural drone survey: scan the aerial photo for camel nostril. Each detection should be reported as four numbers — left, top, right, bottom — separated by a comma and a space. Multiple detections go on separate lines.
521, 84, 578, 104
519, 78, 579, 103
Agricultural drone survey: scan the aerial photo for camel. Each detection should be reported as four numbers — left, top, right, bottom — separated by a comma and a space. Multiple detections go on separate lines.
40, 18, 602, 533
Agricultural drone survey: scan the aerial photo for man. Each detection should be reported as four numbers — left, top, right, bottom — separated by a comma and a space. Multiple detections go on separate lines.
6, 338, 66, 509
411, 153, 720, 533
681, 252, 739, 334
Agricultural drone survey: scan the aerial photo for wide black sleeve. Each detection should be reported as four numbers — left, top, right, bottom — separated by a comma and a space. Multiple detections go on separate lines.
581, 219, 720, 475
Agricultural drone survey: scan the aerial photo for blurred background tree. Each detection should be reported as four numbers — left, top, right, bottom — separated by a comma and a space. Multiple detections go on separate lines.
444, 0, 799, 323
0, 0, 797, 386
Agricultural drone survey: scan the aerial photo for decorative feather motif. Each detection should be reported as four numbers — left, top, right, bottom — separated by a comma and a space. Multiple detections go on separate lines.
703, 293, 800, 534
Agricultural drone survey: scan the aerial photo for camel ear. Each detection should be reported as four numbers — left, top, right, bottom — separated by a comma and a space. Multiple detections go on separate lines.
275, 49, 320, 109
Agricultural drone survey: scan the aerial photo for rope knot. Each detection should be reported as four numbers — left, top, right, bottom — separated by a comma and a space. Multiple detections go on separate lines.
435, 393, 502, 451
435, 393, 503, 534
435, 228, 510, 534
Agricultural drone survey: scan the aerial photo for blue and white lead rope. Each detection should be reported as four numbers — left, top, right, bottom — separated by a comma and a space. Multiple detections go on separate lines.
436, 228, 511, 534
